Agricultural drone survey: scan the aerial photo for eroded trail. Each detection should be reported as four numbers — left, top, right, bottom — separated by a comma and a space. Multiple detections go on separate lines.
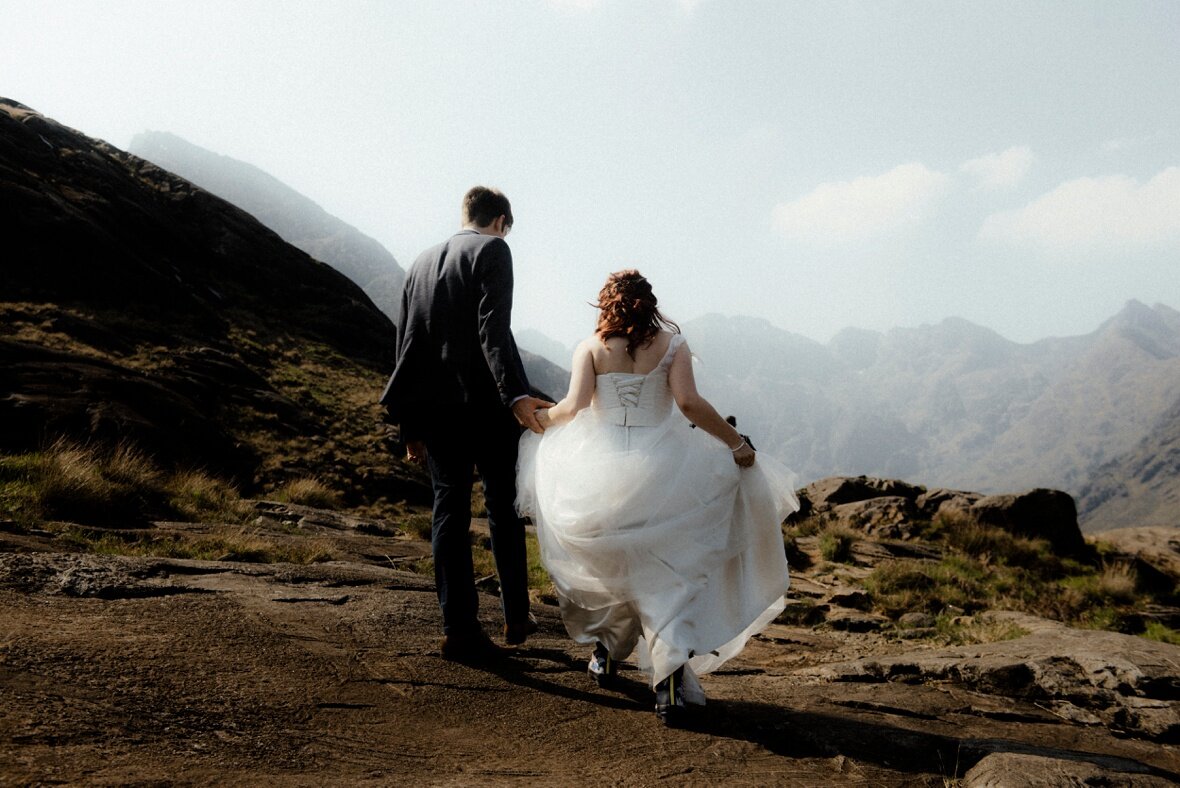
2, 550, 1178, 786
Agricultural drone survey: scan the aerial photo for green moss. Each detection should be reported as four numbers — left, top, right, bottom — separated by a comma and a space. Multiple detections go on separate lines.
1141, 622, 1180, 645
51, 524, 332, 564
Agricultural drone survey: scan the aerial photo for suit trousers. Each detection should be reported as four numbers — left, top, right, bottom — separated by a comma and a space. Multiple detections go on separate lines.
424, 406, 530, 636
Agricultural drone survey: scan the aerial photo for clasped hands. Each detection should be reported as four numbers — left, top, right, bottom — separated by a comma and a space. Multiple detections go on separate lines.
405, 396, 555, 466
512, 395, 555, 434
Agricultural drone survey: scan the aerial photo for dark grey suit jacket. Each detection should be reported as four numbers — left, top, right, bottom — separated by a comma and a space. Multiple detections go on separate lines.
379, 230, 529, 438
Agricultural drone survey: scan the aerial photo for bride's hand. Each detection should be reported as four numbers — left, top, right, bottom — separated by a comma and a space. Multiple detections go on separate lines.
731, 442, 756, 468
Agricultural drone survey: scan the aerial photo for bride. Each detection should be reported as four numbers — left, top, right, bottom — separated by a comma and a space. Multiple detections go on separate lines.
516, 270, 799, 724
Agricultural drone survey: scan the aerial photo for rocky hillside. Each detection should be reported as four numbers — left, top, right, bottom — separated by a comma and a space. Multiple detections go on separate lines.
0, 98, 423, 504
683, 303, 1180, 529
1078, 392, 1180, 531
128, 131, 407, 323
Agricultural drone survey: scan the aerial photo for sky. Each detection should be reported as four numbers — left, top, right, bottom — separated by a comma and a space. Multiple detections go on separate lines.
4, 1, 1179, 353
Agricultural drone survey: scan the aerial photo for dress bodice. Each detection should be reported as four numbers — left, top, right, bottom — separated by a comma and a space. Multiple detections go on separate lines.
591, 334, 684, 427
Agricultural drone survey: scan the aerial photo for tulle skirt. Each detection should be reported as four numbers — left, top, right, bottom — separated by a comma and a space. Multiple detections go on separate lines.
517, 407, 799, 686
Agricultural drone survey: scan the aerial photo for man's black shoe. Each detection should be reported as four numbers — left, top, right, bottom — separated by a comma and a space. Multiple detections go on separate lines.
503, 613, 539, 646
440, 629, 507, 663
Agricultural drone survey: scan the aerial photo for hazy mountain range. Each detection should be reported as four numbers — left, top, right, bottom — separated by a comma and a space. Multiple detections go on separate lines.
519, 304, 1180, 532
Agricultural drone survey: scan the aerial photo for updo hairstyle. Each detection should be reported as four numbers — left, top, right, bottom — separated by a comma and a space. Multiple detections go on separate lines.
594, 270, 680, 357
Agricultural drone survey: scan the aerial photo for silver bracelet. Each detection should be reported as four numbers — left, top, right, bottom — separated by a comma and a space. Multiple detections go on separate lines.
730, 439, 747, 453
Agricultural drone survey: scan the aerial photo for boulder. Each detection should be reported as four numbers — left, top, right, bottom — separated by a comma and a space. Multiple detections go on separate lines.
964, 752, 1175, 787
971, 489, 1086, 555
802, 476, 926, 509
898, 612, 937, 629
799, 626, 1180, 742
825, 588, 872, 611
831, 496, 921, 538
824, 610, 889, 632
916, 487, 983, 517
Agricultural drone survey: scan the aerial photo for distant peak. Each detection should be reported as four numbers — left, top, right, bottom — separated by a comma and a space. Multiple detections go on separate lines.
1107, 299, 1164, 328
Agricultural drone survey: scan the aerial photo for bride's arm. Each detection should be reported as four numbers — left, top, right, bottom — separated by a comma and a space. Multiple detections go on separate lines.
536, 340, 596, 430
667, 342, 756, 467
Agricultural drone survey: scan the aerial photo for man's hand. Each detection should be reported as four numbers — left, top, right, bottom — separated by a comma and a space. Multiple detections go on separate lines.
405, 439, 427, 465
513, 396, 554, 434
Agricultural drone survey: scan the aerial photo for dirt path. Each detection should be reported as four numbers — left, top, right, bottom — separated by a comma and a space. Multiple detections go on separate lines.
2, 544, 1178, 785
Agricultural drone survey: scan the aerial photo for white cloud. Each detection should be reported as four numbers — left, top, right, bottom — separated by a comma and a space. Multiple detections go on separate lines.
960, 146, 1034, 190
772, 163, 949, 244
980, 167, 1180, 248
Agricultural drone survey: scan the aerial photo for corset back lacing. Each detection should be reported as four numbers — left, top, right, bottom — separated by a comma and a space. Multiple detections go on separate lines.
612, 376, 644, 407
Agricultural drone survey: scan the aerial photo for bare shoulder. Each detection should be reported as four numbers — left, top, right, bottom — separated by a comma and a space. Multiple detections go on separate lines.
571, 337, 596, 363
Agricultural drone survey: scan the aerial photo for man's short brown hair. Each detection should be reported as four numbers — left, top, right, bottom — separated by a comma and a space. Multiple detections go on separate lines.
462, 186, 513, 229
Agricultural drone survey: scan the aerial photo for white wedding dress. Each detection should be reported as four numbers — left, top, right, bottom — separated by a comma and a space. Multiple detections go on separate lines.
516, 334, 798, 690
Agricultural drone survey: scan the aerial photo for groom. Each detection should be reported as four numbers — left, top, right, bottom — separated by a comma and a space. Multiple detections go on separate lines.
380, 186, 552, 661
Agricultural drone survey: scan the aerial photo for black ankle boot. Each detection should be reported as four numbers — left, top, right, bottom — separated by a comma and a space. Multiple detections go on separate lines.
654, 666, 686, 725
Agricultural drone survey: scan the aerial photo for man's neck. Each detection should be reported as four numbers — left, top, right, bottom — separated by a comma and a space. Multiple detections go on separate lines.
462, 219, 507, 239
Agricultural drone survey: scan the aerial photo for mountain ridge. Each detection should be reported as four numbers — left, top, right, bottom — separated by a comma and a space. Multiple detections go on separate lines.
128, 130, 406, 322
675, 301, 1180, 529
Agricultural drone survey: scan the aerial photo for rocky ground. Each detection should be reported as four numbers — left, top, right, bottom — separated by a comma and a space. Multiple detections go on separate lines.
1, 502, 1178, 787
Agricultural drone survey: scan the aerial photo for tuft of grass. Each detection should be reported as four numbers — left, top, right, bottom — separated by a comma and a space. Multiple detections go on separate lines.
785, 514, 827, 538
272, 477, 342, 509
1059, 562, 1141, 608
1141, 622, 1180, 645
866, 555, 994, 619
1095, 562, 1139, 603
37, 441, 161, 525
51, 524, 334, 564
1, 441, 249, 527
930, 511, 1063, 575
168, 470, 250, 522
818, 524, 858, 563
399, 512, 434, 541
933, 614, 1030, 646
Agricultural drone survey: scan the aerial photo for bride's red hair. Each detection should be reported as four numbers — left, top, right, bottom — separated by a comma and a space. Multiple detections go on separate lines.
594, 270, 680, 357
